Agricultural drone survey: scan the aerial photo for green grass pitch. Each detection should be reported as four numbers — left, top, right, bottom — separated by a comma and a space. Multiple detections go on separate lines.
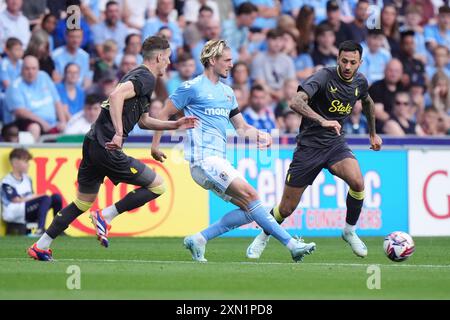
1, 236, 450, 299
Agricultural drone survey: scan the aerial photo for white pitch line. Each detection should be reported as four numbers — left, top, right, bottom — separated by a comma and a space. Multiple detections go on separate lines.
3, 257, 450, 269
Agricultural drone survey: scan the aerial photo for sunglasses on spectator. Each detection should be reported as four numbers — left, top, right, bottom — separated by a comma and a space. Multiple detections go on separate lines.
395, 100, 410, 106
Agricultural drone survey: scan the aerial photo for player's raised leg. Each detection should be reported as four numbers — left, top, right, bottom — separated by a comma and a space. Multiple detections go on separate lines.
28, 191, 97, 261
329, 157, 367, 257
92, 163, 165, 248
225, 178, 316, 262
246, 184, 307, 259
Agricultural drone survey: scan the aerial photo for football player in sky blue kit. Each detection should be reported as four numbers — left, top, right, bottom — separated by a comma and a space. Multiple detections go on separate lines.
151, 40, 316, 262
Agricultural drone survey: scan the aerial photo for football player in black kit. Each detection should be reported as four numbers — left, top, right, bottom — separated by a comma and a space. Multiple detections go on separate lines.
246, 40, 383, 260
28, 36, 197, 261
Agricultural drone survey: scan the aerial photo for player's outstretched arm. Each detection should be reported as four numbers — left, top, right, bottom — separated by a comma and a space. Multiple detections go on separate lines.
138, 113, 197, 131
150, 99, 180, 162
290, 91, 341, 135
230, 113, 272, 149
361, 94, 382, 151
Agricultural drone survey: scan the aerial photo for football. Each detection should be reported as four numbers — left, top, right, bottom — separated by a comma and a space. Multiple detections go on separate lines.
383, 231, 415, 262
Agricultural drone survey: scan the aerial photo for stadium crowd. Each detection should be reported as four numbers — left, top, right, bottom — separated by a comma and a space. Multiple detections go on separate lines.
0, 0, 449, 143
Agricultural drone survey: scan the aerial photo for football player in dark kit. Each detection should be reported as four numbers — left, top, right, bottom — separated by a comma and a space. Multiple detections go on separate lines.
246, 40, 383, 260
28, 36, 197, 261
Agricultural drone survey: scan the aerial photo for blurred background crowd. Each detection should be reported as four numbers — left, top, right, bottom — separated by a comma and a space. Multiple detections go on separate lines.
0, 0, 449, 143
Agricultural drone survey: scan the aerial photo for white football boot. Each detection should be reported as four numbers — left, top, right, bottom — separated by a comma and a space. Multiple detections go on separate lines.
342, 230, 368, 257
246, 232, 270, 259
290, 238, 316, 262
184, 235, 207, 262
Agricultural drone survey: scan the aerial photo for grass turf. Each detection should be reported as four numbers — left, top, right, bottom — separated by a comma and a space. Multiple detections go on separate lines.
1, 236, 450, 299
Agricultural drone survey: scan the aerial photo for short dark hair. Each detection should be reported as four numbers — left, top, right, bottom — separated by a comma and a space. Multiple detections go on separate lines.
5, 37, 22, 50
315, 23, 334, 37
141, 36, 170, 60
367, 28, 384, 36
250, 84, 265, 94
400, 30, 415, 41
267, 28, 284, 39
237, 2, 258, 15
199, 5, 213, 14
85, 93, 106, 106
9, 148, 32, 162
438, 5, 450, 14
125, 33, 141, 47
177, 51, 194, 64
338, 40, 363, 58
106, 0, 119, 9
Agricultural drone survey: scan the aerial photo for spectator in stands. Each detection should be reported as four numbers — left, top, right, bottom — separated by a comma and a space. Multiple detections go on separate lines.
282, 109, 301, 134
348, 0, 370, 44
22, 0, 46, 29
233, 86, 249, 111
420, 107, 443, 135
5, 56, 66, 141
360, 29, 392, 85
166, 51, 196, 95
235, 0, 280, 31
275, 78, 298, 128
428, 70, 450, 113
93, 40, 119, 83
424, 5, 450, 52
343, 100, 368, 135
1, 123, 19, 142
184, 0, 220, 25
52, 28, 91, 89
369, 58, 405, 133
426, 45, 450, 80
115, 33, 143, 66
0, 0, 31, 53
40, 13, 58, 52
116, 53, 138, 80
383, 91, 425, 135
409, 79, 427, 122
251, 28, 296, 102
222, 2, 258, 63
396, 30, 426, 88
0, 38, 23, 91
64, 93, 103, 135
92, 1, 129, 56
142, 0, 183, 50
380, 4, 401, 57
183, 5, 214, 49
400, 4, 428, 63
311, 23, 338, 67
122, 0, 156, 32
320, 0, 353, 46
231, 61, 251, 109
86, 69, 118, 97
242, 84, 276, 131
288, 0, 328, 24
24, 30, 57, 82
56, 63, 85, 120
295, 4, 316, 54
0, 148, 62, 236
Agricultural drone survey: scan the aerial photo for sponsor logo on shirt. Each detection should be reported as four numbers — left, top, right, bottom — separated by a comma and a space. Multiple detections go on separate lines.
329, 99, 352, 115
204, 108, 230, 117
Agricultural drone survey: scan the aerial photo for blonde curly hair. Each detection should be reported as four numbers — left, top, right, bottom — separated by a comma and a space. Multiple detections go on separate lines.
200, 40, 229, 68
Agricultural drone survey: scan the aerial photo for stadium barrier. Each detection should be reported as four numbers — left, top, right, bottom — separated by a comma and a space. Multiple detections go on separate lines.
0, 138, 449, 237
0, 145, 209, 237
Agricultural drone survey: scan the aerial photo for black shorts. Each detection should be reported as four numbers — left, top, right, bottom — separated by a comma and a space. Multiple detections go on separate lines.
77, 137, 156, 194
285, 141, 356, 188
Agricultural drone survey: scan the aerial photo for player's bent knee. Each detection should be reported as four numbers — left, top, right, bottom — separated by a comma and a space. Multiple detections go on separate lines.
350, 180, 365, 193
148, 183, 166, 195
73, 198, 93, 212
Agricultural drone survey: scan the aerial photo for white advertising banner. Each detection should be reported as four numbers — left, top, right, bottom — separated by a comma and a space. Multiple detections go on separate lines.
409, 150, 450, 236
